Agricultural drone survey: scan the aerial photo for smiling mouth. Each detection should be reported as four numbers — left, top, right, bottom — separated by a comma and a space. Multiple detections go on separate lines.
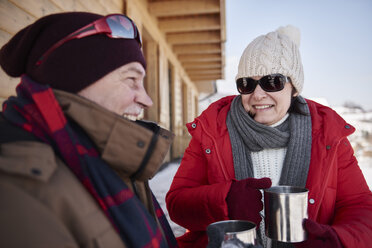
123, 114, 140, 121
253, 105, 273, 110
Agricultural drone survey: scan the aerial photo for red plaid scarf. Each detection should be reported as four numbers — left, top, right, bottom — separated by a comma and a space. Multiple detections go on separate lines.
2, 75, 178, 248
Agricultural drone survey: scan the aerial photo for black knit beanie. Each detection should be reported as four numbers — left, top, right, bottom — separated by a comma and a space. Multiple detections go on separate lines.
0, 12, 146, 93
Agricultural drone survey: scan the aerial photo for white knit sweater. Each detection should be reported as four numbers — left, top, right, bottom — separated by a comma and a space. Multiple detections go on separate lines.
252, 114, 289, 248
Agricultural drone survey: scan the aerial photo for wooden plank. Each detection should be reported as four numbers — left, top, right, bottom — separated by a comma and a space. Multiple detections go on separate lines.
10, 0, 63, 18
178, 53, 221, 62
187, 69, 221, 75
173, 43, 221, 54
50, 0, 86, 12
194, 80, 214, 94
127, 0, 198, 93
0, 30, 12, 48
158, 15, 220, 33
148, 0, 219, 17
97, 0, 123, 13
182, 83, 189, 123
111, 0, 124, 11
144, 40, 159, 122
76, 0, 108, 14
183, 61, 221, 69
190, 74, 222, 80
158, 47, 170, 129
0, 1, 36, 35
0, 70, 18, 99
167, 31, 221, 45
219, 0, 226, 42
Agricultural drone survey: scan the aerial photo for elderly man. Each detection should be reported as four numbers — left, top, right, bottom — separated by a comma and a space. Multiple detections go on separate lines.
0, 12, 177, 248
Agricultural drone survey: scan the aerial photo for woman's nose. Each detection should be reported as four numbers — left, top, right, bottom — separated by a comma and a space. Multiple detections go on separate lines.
251, 84, 267, 100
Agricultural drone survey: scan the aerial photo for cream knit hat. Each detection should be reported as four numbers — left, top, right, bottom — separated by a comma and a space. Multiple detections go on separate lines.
236, 25, 304, 93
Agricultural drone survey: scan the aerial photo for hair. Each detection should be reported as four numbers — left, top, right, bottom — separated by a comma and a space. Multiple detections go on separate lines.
288, 84, 309, 116
288, 96, 309, 116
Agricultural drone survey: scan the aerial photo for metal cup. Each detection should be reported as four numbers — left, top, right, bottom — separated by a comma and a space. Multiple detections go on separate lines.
264, 186, 308, 243
207, 220, 257, 248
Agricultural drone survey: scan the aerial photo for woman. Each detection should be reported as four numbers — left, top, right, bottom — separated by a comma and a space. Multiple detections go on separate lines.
166, 25, 372, 248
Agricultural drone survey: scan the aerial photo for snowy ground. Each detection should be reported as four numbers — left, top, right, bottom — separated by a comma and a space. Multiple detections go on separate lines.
149, 162, 186, 237
150, 158, 372, 237
359, 157, 372, 189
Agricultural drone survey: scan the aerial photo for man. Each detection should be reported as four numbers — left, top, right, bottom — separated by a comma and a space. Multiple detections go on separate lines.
0, 12, 177, 248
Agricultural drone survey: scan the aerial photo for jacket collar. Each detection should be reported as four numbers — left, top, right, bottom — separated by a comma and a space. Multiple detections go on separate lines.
54, 90, 174, 181
306, 99, 355, 141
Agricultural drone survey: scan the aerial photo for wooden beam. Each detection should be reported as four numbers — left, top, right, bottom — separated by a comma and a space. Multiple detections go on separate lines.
173, 43, 221, 54
126, 0, 198, 93
190, 74, 222, 81
167, 31, 221, 44
193, 72, 222, 77
179, 53, 221, 62
0, 29, 11, 47
194, 80, 215, 94
148, 0, 219, 17
50, 0, 86, 12
183, 61, 222, 69
158, 15, 220, 33
0, 1, 36, 34
144, 40, 159, 122
76, 0, 108, 14
190, 72, 222, 77
219, 0, 226, 42
10, 0, 62, 17
188, 69, 222, 75
0, 70, 18, 98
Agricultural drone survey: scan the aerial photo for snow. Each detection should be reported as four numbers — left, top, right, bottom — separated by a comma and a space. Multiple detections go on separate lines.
149, 162, 186, 237
359, 157, 372, 190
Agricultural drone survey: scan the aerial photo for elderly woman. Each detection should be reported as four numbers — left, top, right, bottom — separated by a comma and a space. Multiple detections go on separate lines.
166, 25, 372, 248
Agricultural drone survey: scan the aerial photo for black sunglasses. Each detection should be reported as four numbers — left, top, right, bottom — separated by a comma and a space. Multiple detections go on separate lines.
236, 74, 291, 94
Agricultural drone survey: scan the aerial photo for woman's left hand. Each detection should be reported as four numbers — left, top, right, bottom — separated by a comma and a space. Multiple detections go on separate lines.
295, 219, 343, 248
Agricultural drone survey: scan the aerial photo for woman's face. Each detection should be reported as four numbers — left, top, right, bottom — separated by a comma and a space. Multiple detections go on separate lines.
241, 76, 298, 125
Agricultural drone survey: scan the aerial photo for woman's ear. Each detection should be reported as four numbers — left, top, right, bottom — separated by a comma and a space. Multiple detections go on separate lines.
291, 86, 299, 97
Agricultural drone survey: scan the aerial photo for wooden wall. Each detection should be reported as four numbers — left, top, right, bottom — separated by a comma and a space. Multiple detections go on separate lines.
0, 0, 201, 161
0, 0, 124, 103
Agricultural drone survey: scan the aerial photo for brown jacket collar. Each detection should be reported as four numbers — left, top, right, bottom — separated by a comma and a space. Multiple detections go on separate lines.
54, 90, 174, 181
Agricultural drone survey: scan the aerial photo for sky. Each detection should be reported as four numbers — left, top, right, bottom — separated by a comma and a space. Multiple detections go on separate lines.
217, 0, 372, 110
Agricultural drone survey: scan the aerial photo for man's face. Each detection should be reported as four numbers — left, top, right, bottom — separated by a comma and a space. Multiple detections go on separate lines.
78, 62, 153, 118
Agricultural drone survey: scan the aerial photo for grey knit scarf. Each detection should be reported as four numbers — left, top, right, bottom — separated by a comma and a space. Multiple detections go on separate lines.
226, 95, 312, 248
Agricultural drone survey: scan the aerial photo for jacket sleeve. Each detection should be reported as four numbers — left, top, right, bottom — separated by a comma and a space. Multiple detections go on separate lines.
166, 136, 232, 231
0, 180, 79, 248
332, 138, 372, 248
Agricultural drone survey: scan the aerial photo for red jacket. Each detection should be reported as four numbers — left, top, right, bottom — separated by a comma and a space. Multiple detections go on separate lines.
166, 95, 372, 248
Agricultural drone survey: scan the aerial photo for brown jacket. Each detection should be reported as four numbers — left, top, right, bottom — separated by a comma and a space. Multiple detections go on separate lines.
0, 90, 173, 248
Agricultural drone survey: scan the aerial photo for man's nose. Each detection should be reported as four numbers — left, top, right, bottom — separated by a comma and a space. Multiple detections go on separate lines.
137, 88, 153, 108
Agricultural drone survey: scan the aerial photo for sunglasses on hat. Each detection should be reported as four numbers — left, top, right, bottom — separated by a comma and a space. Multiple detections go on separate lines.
36, 14, 142, 66
236, 74, 291, 94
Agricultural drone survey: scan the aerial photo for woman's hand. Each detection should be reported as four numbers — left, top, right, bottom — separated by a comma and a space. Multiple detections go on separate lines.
225, 177, 271, 226
295, 219, 343, 248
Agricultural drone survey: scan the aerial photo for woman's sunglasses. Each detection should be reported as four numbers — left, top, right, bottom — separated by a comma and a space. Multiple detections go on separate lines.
36, 14, 142, 66
236, 74, 291, 94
